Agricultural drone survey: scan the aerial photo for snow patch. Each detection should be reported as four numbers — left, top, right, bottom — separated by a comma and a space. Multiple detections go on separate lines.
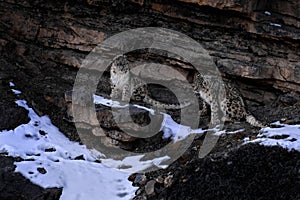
214, 128, 244, 136
12, 89, 21, 94
0, 99, 137, 200
93, 95, 207, 142
9, 82, 15, 87
6, 84, 299, 200
102, 155, 170, 173
249, 122, 300, 152
1, 84, 211, 200
270, 23, 282, 27
0, 84, 145, 200
264, 11, 271, 16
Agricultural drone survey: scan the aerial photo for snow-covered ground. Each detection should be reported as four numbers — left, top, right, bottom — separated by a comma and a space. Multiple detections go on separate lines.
270, 23, 282, 27
0, 84, 205, 200
248, 121, 300, 152
1, 84, 300, 200
0, 97, 137, 199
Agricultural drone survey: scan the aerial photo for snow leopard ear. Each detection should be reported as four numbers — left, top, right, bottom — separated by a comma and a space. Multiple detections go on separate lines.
113, 55, 128, 66
195, 74, 218, 89
195, 73, 204, 84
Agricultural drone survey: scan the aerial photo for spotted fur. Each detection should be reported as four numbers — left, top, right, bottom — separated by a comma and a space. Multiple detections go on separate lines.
194, 74, 264, 127
110, 55, 191, 109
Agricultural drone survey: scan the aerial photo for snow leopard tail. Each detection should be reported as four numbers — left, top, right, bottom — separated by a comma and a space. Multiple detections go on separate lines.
144, 95, 191, 109
246, 114, 264, 128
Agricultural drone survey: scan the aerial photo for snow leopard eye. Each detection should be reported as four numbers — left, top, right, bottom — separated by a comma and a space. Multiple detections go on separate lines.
196, 74, 204, 83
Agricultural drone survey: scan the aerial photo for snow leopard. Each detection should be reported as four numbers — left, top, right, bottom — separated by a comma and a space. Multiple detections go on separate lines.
193, 73, 264, 127
110, 55, 191, 109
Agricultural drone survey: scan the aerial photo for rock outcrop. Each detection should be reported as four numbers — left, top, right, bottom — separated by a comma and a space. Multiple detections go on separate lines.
133, 144, 300, 200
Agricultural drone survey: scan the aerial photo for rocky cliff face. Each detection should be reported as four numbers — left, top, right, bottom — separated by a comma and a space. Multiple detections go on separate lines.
0, 0, 299, 199
1, 0, 299, 93
0, 0, 299, 130
132, 0, 300, 39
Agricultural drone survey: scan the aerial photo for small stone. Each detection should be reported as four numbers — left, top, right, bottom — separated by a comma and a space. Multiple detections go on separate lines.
128, 173, 137, 182
25, 134, 32, 138
164, 175, 174, 188
135, 188, 143, 196
145, 180, 156, 196
250, 136, 257, 140
182, 178, 188, 183
74, 155, 85, 160
134, 173, 147, 186
44, 147, 56, 152
192, 146, 198, 151
39, 130, 47, 136
155, 176, 164, 184
37, 167, 47, 174
25, 158, 35, 161
280, 118, 287, 122
15, 157, 24, 162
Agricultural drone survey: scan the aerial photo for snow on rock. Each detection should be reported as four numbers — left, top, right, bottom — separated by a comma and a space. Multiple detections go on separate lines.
264, 11, 271, 16
249, 121, 300, 152
160, 113, 206, 142
12, 89, 22, 95
102, 155, 170, 173
270, 23, 282, 27
0, 99, 137, 200
0, 84, 194, 200
4, 84, 299, 200
213, 128, 244, 136
93, 95, 206, 142
9, 82, 15, 87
